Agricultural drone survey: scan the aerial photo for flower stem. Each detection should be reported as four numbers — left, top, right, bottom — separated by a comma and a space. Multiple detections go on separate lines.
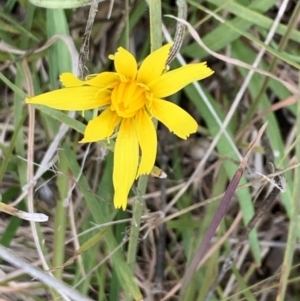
126, 0, 162, 299
126, 175, 147, 271
52, 151, 68, 298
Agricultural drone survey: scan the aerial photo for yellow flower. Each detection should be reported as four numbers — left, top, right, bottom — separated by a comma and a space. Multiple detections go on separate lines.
26, 44, 213, 210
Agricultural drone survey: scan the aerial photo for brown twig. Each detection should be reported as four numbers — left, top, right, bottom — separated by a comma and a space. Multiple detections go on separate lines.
180, 123, 268, 297
78, 0, 99, 79
204, 172, 285, 301
166, 0, 188, 65
203, 115, 287, 300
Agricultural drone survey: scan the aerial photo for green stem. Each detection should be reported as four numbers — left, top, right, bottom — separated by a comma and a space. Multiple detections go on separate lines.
126, 1, 162, 300
52, 151, 68, 281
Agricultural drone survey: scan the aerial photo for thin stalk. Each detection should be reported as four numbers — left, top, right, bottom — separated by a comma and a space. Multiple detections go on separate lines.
126, 1, 162, 299
125, 0, 130, 50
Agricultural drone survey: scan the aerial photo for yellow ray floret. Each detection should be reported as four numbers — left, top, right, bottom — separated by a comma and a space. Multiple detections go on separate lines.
26, 43, 214, 210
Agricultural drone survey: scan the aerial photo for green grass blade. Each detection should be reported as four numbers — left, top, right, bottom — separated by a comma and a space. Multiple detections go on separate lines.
276, 82, 300, 301
185, 83, 261, 263
46, 9, 72, 87
183, 0, 277, 60
63, 143, 143, 300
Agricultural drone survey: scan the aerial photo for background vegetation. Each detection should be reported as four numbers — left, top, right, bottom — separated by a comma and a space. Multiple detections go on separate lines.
0, 0, 299, 300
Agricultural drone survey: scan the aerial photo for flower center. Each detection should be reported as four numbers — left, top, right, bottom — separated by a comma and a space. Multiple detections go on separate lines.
110, 81, 147, 118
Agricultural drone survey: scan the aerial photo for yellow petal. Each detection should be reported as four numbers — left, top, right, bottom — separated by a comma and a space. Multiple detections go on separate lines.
86, 72, 120, 88
113, 118, 139, 210
26, 87, 111, 110
148, 63, 214, 98
60, 72, 120, 88
151, 98, 198, 139
111, 47, 137, 81
135, 109, 157, 176
80, 108, 121, 143
137, 43, 172, 85
60, 73, 86, 87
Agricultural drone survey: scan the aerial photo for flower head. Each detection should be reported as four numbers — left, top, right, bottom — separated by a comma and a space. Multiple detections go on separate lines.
26, 44, 213, 210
